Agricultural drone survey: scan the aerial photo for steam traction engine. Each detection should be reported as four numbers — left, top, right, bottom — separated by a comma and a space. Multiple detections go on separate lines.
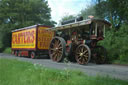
48, 19, 111, 65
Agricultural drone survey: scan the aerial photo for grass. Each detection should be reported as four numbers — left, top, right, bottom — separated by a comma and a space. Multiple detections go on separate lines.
3, 47, 11, 54
0, 58, 128, 85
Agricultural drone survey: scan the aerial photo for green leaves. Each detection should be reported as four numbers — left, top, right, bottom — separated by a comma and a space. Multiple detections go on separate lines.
0, 0, 56, 48
95, 0, 128, 29
99, 25, 128, 63
59, 14, 76, 23
79, 4, 98, 19
0, 0, 56, 28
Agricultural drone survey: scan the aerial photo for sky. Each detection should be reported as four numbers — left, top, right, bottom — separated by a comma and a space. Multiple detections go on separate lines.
47, 0, 92, 24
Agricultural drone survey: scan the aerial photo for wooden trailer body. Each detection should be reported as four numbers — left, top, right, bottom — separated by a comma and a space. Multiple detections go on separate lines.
11, 25, 54, 58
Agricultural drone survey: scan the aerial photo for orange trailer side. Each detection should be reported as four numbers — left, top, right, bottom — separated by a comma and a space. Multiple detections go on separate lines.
12, 27, 36, 50
37, 26, 54, 50
11, 25, 54, 58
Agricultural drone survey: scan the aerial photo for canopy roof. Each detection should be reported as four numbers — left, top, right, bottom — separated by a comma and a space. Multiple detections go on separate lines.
48, 19, 111, 31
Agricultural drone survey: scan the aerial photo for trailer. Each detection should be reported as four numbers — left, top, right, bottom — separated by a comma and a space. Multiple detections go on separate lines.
11, 25, 54, 58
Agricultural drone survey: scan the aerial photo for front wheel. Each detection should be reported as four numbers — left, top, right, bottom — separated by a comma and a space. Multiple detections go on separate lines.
75, 44, 91, 65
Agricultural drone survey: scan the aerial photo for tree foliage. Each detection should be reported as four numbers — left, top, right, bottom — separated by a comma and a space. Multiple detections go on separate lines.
78, 4, 98, 19
59, 14, 75, 25
0, 0, 56, 49
99, 25, 128, 63
95, 0, 128, 29
0, 0, 56, 28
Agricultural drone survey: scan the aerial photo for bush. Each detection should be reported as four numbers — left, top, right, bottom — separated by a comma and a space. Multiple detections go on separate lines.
99, 24, 128, 63
3, 47, 11, 54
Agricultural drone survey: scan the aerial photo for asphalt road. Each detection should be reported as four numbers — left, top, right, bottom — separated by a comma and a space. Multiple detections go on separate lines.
0, 53, 128, 81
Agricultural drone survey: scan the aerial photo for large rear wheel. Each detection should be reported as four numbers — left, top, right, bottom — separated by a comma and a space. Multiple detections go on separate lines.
75, 44, 91, 65
94, 46, 107, 64
49, 37, 66, 62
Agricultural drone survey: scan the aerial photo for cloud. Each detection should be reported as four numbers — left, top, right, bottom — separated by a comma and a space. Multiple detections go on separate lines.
48, 0, 91, 24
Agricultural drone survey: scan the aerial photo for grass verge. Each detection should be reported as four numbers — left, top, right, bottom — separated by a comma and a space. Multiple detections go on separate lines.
0, 58, 128, 85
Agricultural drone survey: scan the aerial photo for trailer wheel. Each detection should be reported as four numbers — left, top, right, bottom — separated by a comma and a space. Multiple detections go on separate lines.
75, 44, 91, 65
18, 51, 21, 57
31, 52, 36, 59
49, 37, 66, 62
15, 51, 18, 56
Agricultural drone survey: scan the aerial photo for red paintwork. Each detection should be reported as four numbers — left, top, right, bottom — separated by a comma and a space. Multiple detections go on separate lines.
36, 25, 38, 50
97, 37, 104, 40
21, 51, 29, 56
66, 40, 72, 46
90, 35, 97, 39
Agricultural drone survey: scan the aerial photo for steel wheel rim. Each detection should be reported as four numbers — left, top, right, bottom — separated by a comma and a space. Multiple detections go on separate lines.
49, 37, 64, 62
31, 52, 35, 59
75, 45, 90, 65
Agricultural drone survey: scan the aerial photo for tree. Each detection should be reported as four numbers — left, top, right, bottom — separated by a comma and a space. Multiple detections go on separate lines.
0, 0, 56, 28
0, 0, 56, 48
58, 14, 75, 25
78, 4, 99, 19
95, 0, 128, 29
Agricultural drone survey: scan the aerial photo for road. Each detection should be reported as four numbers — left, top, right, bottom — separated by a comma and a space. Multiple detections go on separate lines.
0, 53, 128, 81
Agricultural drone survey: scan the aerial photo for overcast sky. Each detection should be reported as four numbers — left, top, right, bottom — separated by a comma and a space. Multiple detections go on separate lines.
48, 0, 92, 24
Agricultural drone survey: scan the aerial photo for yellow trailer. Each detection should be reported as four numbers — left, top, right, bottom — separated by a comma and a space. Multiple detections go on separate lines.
11, 25, 54, 58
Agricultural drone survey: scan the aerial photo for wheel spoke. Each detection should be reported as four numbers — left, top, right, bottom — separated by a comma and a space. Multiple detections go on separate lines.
58, 43, 61, 47
54, 39, 58, 47
83, 54, 88, 58
56, 40, 60, 47
57, 52, 61, 57
82, 57, 85, 63
49, 48, 56, 51
83, 50, 88, 54
77, 55, 81, 60
51, 52, 56, 57
58, 50, 62, 54
84, 57, 88, 61
53, 53, 57, 61
81, 47, 84, 52
58, 47, 62, 49
78, 56, 82, 62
